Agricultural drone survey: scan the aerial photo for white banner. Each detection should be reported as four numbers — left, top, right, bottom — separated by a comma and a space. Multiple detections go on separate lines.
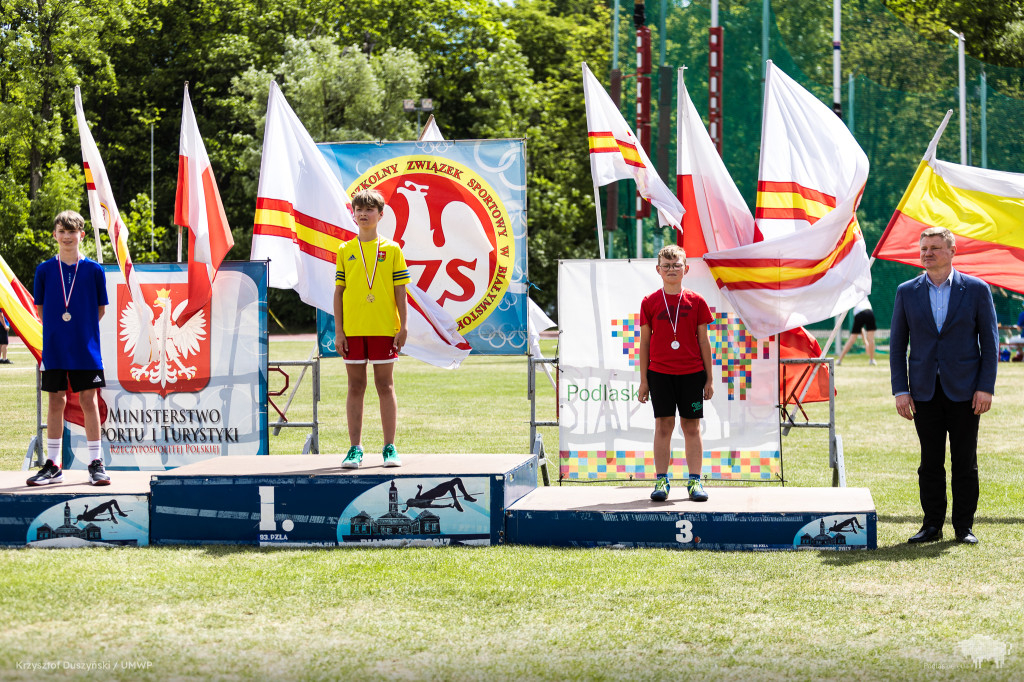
558, 259, 780, 480
63, 263, 268, 470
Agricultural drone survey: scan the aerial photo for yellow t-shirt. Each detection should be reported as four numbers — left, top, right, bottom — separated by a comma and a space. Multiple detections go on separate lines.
335, 236, 411, 336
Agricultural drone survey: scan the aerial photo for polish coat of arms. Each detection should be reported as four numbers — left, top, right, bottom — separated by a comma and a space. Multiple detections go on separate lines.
116, 282, 210, 396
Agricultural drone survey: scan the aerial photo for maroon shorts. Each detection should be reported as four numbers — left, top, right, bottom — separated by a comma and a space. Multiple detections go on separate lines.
344, 336, 398, 364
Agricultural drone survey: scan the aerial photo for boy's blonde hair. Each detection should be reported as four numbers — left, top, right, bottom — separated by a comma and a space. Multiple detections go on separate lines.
53, 210, 86, 233
657, 244, 687, 264
351, 189, 386, 212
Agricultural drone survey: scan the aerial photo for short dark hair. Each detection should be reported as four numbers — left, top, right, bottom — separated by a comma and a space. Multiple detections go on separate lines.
53, 210, 85, 232
351, 189, 386, 212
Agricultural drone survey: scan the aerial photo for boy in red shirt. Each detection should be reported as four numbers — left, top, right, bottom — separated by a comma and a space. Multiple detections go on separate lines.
638, 245, 714, 501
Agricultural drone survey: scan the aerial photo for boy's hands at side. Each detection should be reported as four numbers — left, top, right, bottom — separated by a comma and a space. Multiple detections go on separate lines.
393, 327, 408, 352
337, 332, 349, 355
703, 377, 714, 401
638, 381, 649, 403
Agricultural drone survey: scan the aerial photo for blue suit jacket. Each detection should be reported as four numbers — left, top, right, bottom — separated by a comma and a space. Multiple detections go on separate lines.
889, 270, 998, 402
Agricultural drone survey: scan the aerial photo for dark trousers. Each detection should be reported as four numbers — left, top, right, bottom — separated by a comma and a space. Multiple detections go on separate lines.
912, 375, 980, 531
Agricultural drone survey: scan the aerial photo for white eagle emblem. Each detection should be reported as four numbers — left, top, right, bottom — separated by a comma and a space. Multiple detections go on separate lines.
119, 288, 207, 388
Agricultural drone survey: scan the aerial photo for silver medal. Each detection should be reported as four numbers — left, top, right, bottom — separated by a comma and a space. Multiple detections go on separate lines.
670, 340, 680, 350
62, 312, 72, 322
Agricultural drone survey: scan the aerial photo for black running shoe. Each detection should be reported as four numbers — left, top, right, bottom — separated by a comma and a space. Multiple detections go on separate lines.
26, 461, 63, 486
88, 459, 111, 486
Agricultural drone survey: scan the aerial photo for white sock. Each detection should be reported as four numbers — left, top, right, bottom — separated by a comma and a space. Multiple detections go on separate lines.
46, 438, 62, 468
88, 441, 102, 463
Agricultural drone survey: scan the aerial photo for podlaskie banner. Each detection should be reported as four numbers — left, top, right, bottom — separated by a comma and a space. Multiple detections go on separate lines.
316, 139, 528, 355
558, 259, 781, 481
61, 262, 269, 470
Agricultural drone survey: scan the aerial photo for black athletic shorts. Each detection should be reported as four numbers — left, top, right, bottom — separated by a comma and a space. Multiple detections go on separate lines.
851, 310, 877, 334
41, 369, 106, 393
647, 369, 706, 419
0, 323, 7, 345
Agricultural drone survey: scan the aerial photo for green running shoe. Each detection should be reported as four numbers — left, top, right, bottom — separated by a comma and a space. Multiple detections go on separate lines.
687, 477, 709, 502
382, 443, 402, 468
650, 477, 670, 502
342, 445, 363, 469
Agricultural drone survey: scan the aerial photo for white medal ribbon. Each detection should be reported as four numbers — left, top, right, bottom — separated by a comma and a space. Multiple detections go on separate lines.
660, 288, 683, 350
358, 238, 381, 303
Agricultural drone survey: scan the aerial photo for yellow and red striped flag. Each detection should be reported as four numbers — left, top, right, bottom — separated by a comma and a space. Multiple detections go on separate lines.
75, 86, 153, 364
0, 253, 42, 363
582, 62, 683, 230
874, 112, 1024, 293
703, 62, 871, 339
174, 84, 235, 325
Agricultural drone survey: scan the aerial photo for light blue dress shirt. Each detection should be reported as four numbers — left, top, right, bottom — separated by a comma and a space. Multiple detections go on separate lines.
925, 269, 955, 332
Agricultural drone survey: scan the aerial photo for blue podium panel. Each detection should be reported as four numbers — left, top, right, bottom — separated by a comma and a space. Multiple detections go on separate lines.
505, 487, 877, 551
0, 471, 151, 547
150, 454, 537, 547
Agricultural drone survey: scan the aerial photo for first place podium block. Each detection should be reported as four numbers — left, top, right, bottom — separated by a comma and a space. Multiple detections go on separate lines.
505, 486, 877, 551
150, 454, 537, 547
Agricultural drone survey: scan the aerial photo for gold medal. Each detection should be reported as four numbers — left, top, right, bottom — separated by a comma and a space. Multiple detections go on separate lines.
366, 294, 375, 303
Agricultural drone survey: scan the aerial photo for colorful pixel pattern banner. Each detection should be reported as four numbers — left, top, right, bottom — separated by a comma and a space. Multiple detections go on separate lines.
558, 259, 781, 481
317, 139, 528, 354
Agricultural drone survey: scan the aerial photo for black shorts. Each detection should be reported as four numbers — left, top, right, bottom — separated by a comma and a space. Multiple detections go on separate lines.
851, 310, 877, 334
0, 323, 7, 345
41, 369, 106, 394
647, 369, 706, 419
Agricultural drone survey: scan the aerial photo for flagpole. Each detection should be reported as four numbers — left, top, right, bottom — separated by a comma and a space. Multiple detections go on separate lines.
592, 184, 607, 259
583, 61, 608, 259
872, 111, 952, 257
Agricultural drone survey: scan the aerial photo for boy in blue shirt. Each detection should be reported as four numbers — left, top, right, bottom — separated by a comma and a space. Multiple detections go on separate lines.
26, 211, 110, 486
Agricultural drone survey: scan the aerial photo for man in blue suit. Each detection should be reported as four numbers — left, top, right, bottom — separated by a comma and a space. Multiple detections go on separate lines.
890, 227, 998, 545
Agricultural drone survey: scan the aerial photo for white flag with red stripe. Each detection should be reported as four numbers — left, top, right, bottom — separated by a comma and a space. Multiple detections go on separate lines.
582, 62, 683, 230
74, 86, 153, 364
702, 62, 871, 339
174, 84, 235, 325
250, 82, 471, 369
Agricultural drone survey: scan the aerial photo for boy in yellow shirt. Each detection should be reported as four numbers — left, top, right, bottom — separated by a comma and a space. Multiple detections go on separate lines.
334, 189, 410, 468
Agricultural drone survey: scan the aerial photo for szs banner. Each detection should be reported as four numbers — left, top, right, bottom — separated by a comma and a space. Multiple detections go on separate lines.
316, 139, 528, 355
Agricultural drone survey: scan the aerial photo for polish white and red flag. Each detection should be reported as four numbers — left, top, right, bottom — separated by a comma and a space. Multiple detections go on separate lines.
174, 84, 235, 325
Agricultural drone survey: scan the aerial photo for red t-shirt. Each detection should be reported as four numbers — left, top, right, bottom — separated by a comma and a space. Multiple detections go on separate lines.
640, 288, 713, 375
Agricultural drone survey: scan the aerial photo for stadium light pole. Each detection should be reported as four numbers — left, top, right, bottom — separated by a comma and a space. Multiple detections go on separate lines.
949, 29, 966, 164
833, 0, 842, 118
403, 98, 434, 131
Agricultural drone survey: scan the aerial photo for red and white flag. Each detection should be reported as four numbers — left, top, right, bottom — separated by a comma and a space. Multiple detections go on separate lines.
676, 68, 759, 256
175, 84, 234, 325
250, 82, 471, 369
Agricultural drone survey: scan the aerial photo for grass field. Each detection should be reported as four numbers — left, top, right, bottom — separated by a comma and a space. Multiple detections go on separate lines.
0, 335, 1022, 681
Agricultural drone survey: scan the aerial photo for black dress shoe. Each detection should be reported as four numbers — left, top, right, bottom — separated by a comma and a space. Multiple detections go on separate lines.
955, 529, 978, 544
907, 526, 943, 544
